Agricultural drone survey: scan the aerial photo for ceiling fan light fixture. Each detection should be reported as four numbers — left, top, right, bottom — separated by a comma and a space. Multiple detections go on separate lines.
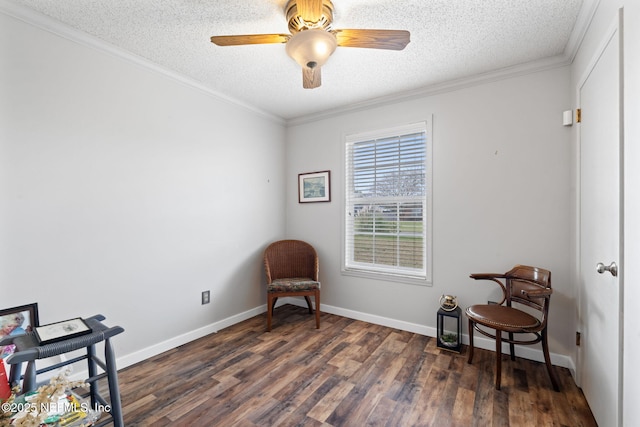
285, 29, 337, 69
211, 0, 410, 88
286, 0, 334, 33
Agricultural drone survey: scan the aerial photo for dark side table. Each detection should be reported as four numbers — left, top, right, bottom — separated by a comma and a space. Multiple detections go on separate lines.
0, 314, 125, 427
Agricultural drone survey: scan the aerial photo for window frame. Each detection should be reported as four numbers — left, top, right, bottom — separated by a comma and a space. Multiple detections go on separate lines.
342, 120, 433, 286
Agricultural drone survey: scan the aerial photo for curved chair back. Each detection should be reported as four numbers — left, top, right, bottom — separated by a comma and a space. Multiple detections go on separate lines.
505, 265, 552, 331
264, 240, 319, 283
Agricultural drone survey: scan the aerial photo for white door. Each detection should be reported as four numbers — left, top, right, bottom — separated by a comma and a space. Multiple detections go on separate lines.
578, 12, 623, 427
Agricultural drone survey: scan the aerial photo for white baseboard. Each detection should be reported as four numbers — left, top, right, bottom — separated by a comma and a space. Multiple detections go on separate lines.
72, 298, 574, 383
283, 297, 576, 376
115, 305, 266, 370
66, 305, 266, 382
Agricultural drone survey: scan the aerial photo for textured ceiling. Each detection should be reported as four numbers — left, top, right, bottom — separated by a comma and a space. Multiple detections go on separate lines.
5, 0, 588, 122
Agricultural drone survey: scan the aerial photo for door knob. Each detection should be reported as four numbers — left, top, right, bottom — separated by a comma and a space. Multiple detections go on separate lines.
596, 262, 618, 277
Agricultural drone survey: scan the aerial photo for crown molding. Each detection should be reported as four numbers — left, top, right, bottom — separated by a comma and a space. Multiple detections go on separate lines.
2, 0, 597, 128
0, 0, 286, 126
285, 0, 600, 126
564, 0, 600, 63
286, 0, 600, 127
286, 54, 572, 126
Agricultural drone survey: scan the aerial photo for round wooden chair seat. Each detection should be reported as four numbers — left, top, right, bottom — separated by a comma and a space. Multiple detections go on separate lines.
466, 304, 541, 332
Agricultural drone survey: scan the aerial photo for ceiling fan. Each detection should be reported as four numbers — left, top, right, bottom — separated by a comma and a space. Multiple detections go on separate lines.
210, 0, 410, 89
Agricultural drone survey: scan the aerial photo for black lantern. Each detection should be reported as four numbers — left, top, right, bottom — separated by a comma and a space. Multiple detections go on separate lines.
437, 295, 462, 352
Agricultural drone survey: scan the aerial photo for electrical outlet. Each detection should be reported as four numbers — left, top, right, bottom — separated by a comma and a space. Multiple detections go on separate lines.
202, 290, 210, 305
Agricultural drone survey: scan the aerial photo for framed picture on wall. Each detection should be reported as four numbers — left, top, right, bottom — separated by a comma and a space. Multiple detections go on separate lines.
298, 170, 331, 203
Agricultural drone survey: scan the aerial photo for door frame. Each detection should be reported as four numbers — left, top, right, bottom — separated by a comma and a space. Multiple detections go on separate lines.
575, 7, 625, 425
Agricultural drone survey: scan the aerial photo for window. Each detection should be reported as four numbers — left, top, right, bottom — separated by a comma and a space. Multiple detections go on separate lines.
344, 121, 432, 284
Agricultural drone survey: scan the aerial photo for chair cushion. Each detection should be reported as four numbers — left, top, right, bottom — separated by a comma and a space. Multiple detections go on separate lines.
268, 278, 320, 293
466, 304, 541, 332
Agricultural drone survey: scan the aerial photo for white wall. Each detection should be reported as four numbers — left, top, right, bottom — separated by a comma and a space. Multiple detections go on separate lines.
286, 67, 575, 362
0, 11, 286, 365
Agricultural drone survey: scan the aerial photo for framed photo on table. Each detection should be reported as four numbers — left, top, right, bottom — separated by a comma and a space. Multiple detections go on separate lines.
35, 318, 92, 345
298, 170, 331, 203
1, 303, 39, 372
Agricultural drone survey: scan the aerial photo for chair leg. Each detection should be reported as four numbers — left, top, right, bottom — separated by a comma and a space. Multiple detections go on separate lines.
267, 294, 273, 332
467, 318, 475, 364
541, 328, 560, 391
509, 332, 516, 361
314, 291, 320, 329
304, 296, 313, 314
495, 331, 502, 390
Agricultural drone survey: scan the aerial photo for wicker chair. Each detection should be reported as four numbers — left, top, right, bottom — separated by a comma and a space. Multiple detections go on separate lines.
466, 265, 560, 391
263, 240, 320, 331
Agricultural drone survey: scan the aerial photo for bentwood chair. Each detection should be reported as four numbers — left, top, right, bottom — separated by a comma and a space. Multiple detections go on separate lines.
263, 240, 320, 331
465, 265, 560, 391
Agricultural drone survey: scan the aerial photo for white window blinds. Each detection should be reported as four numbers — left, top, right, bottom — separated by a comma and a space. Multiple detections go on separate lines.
344, 122, 431, 283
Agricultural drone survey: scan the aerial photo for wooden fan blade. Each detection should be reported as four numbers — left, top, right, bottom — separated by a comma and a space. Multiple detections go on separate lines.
334, 29, 410, 50
297, 0, 324, 23
210, 34, 290, 46
302, 65, 321, 89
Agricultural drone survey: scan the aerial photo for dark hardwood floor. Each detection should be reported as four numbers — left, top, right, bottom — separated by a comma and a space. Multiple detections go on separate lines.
113, 305, 597, 426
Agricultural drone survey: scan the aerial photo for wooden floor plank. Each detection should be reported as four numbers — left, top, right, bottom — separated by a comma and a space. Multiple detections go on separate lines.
338, 353, 405, 425
306, 379, 354, 423
452, 387, 476, 426
114, 305, 597, 426
364, 395, 398, 426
